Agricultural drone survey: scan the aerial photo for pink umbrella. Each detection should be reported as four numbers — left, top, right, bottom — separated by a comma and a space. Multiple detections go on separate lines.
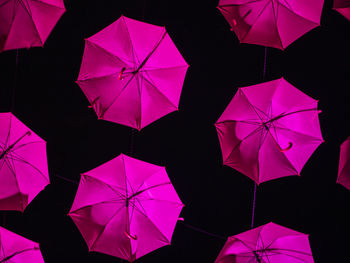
76, 16, 189, 130
69, 154, 184, 262
337, 136, 350, 190
217, 0, 324, 50
0, 0, 65, 52
0, 112, 49, 212
0, 226, 45, 263
215, 222, 314, 263
333, 0, 350, 21
215, 78, 324, 184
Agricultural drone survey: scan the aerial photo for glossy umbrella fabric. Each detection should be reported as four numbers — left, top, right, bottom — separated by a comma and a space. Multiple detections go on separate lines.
333, 0, 350, 21
76, 16, 189, 130
215, 222, 314, 263
337, 136, 350, 190
0, 112, 49, 212
69, 154, 184, 262
215, 78, 323, 184
0, 0, 65, 52
0, 226, 45, 263
217, 0, 324, 50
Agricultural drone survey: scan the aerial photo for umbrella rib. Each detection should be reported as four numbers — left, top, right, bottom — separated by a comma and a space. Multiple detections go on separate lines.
223, 124, 264, 165
121, 16, 140, 66
216, 119, 262, 126
0, 0, 12, 8
136, 197, 183, 206
130, 202, 171, 244
139, 64, 188, 72
127, 182, 172, 200
2, 154, 22, 197
99, 30, 168, 119
88, 205, 126, 251
18, 0, 44, 45
0, 247, 40, 263
240, 0, 272, 43
271, 1, 284, 50
82, 174, 126, 200
10, 140, 45, 153
277, 1, 320, 25
84, 40, 134, 70
69, 199, 125, 214
239, 89, 268, 122
272, 123, 323, 142
141, 74, 179, 109
264, 250, 311, 262
9, 152, 49, 183
28, 0, 65, 10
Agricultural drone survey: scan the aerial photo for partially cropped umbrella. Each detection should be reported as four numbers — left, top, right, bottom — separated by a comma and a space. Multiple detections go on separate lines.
69, 154, 184, 262
0, 112, 49, 212
337, 136, 350, 190
0, 0, 65, 52
0, 226, 45, 263
333, 0, 350, 21
215, 222, 314, 263
215, 78, 324, 184
76, 16, 189, 130
217, 0, 324, 50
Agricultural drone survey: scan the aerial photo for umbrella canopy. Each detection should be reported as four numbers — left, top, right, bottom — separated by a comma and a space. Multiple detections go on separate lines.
69, 154, 184, 262
0, 226, 45, 263
0, 112, 49, 212
215, 78, 324, 184
76, 16, 189, 130
337, 136, 350, 190
333, 0, 350, 21
215, 222, 314, 263
0, 0, 65, 52
217, 0, 324, 50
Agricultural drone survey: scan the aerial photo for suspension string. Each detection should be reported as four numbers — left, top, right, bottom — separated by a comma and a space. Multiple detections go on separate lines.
11, 49, 19, 113
251, 182, 257, 229
251, 47, 267, 229
129, 128, 136, 157
180, 221, 226, 240
52, 174, 79, 185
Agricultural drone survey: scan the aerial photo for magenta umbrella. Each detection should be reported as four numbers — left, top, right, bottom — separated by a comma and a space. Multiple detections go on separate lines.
333, 0, 350, 21
337, 136, 350, 190
217, 0, 324, 50
0, 112, 49, 212
0, 226, 45, 263
0, 0, 65, 52
215, 78, 324, 184
76, 16, 189, 130
69, 154, 184, 262
215, 222, 314, 263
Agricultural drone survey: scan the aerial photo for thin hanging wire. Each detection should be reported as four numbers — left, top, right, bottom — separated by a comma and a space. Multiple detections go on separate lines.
11, 49, 19, 113
53, 174, 79, 185
251, 47, 268, 229
180, 221, 226, 240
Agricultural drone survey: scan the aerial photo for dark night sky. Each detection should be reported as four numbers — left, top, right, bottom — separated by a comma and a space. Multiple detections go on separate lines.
0, 0, 350, 262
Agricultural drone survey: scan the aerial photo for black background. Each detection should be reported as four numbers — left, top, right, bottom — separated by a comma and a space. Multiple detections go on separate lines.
0, 0, 350, 262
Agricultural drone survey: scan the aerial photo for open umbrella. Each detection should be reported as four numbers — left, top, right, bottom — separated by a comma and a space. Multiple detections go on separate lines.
215, 222, 314, 263
217, 0, 324, 50
215, 78, 324, 184
333, 0, 350, 21
0, 226, 45, 263
337, 136, 350, 190
0, 0, 65, 52
69, 154, 184, 262
0, 112, 49, 212
76, 16, 189, 130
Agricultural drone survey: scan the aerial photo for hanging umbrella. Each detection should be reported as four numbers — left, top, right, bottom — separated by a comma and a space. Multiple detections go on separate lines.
215, 222, 314, 263
215, 78, 324, 184
333, 0, 350, 21
76, 16, 189, 130
0, 112, 49, 212
337, 136, 350, 190
0, 0, 65, 52
217, 0, 324, 50
0, 226, 45, 263
68, 154, 184, 262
